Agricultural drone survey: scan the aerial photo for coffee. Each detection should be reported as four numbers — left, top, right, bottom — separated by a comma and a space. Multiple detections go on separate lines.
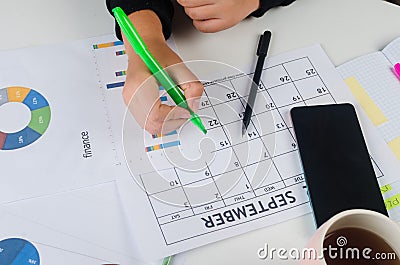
323, 227, 400, 264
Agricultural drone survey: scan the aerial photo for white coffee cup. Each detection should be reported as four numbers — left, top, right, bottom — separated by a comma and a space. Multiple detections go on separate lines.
299, 209, 400, 264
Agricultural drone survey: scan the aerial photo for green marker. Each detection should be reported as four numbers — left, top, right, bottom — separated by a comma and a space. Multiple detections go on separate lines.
112, 7, 207, 134
162, 256, 173, 265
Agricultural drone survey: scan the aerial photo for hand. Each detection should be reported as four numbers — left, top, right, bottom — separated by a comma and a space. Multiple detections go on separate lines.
177, 0, 260, 32
122, 11, 204, 134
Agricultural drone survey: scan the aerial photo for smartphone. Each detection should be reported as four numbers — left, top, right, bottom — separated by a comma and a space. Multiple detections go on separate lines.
290, 103, 388, 227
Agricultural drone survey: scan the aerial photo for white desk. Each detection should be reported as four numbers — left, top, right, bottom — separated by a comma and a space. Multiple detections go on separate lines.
1, 0, 400, 264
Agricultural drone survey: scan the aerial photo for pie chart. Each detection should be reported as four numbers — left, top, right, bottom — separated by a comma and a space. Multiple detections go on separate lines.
0, 86, 51, 150
0, 238, 40, 265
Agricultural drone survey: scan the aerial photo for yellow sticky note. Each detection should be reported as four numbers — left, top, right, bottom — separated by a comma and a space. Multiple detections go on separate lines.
388, 137, 400, 161
381, 184, 393, 194
344, 77, 387, 126
384, 193, 400, 210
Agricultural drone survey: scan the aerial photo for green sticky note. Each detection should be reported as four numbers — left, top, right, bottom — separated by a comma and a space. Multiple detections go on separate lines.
384, 193, 400, 210
380, 184, 393, 194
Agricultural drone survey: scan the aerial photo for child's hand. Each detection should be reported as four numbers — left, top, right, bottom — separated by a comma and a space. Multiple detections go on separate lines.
122, 10, 204, 134
177, 0, 260, 32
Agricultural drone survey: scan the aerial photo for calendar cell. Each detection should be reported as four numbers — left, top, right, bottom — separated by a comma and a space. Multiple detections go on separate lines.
268, 83, 302, 108
205, 81, 238, 105
141, 169, 181, 195
273, 151, 303, 179
233, 138, 269, 166
262, 129, 297, 157
283, 58, 316, 81
294, 75, 329, 100
262, 65, 291, 88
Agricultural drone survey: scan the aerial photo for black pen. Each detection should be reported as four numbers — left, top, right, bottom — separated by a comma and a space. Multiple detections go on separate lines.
242, 30, 272, 136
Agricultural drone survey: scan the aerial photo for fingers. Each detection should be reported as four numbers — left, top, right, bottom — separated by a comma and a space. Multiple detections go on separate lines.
145, 104, 190, 134
184, 5, 218, 20
180, 82, 203, 112
128, 79, 192, 134
123, 45, 204, 134
192, 18, 228, 33
158, 104, 191, 120
177, 0, 213, 8
165, 63, 204, 112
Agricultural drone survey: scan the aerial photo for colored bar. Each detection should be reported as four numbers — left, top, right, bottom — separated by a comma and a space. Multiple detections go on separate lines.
0, 88, 8, 107
115, 70, 126, 77
160, 96, 168, 102
2, 127, 41, 150
28, 106, 51, 135
388, 136, 400, 160
381, 184, 393, 194
22, 89, 49, 111
161, 140, 181, 149
344, 76, 388, 126
0, 131, 6, 150
93, 40, 123, 49
145, 140, 181, 152
159, 86, 165, 90
153, 145, 161, 151
145, 146, 153, 152
116, 50, 126, 56
152, 130, 178, 139
7, 87, 31, 103
106, 81, 125, 89
385, 193, 400, 210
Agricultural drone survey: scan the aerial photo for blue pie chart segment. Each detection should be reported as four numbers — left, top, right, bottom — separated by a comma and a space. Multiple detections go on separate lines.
22, 89, 49, 111
0, 238, 40, 265
2, 127, 42, 150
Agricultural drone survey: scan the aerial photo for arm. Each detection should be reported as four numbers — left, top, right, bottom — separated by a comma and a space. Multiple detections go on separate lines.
106, 2, 204, 134
106, 0, 175, 39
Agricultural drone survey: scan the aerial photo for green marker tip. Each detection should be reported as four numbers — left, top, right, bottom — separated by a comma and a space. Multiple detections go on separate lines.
190, 114, 207, 134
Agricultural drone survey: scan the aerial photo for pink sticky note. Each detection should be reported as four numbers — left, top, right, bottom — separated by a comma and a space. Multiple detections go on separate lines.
394, 63, 400, 79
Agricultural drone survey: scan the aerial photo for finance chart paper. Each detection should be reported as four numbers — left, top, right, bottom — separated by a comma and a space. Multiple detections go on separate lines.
116, 45, 400, 260
1, 182, 155, 265
0, 38, 126, 203
0, 34, 182, 264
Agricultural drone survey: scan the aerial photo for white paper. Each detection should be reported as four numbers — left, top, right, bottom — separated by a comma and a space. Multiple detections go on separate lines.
1, 34, 398, 262
0, 35, 183, 265
0, 37, 125, 203
116, 44, 400, 260
0, 182, 160, 265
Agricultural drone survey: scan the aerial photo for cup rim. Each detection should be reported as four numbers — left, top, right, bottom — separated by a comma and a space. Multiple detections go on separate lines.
319, 208, 400, 241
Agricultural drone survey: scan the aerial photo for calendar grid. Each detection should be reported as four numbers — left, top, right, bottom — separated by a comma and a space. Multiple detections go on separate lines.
203, 85, 258, 199
248, 79, 288, 187
139, 55, 386, 245
144, 56, 326, 244
205, 162, 228, 207
173, 167, 196, 214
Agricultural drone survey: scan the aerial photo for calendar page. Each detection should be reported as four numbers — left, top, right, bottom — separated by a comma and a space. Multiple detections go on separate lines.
115, 45, 400, 260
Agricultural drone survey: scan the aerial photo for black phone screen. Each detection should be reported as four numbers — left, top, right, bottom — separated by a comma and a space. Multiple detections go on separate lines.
290, 103, 387, 227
